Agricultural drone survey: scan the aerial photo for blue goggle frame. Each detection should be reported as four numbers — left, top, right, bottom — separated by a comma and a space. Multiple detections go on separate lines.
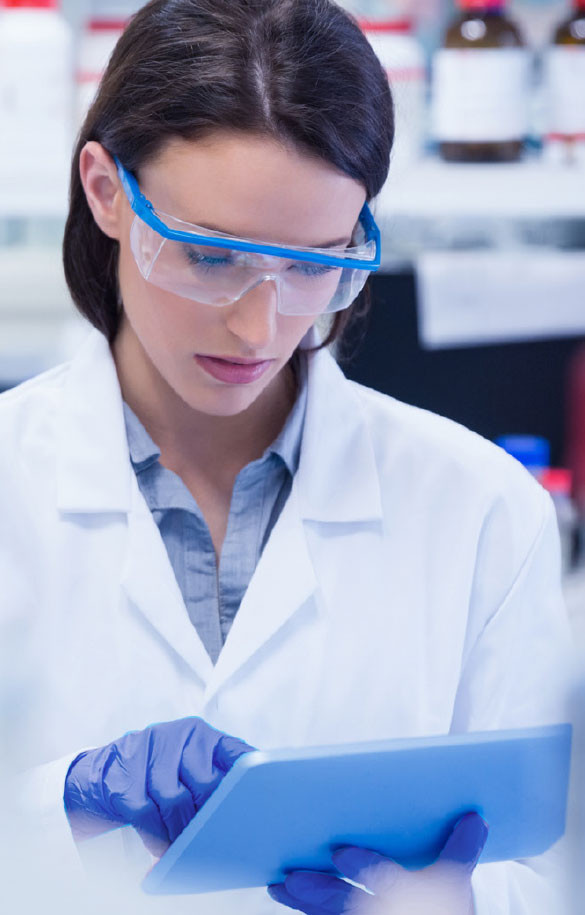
114, 156, 381, 272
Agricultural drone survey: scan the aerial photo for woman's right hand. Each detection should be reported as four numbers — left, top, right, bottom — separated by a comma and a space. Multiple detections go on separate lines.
268, 813, 488, 915
63, 717, 254, 856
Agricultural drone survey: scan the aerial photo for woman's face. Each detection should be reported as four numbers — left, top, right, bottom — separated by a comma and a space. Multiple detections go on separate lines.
114, 132, 367, 417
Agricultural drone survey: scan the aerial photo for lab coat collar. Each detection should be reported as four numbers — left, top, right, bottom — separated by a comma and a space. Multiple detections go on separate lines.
296, 332, 383, 523
121, 478, 216, 686
56, 325, 383, 523
56, 328, 133, 513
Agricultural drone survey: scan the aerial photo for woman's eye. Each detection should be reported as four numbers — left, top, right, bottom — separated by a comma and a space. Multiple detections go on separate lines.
184, 246, 232, 268
292, 262, 336, 278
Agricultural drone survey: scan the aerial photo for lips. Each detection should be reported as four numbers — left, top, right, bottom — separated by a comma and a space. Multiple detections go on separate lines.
194, 354, 274, 385
206, 356, 269, 365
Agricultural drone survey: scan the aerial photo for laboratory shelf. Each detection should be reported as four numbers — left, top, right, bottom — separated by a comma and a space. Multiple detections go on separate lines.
0, 244, 81, 387
375, 158, 585, 270
378, 158, 585, 220
0, 245, 69, 317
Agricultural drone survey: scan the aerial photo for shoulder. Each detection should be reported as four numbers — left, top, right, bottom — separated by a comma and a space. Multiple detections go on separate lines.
346, 376, 550, 543
0, 362, 72, 511
0, 361, 70, 447
0, 360, 70, 413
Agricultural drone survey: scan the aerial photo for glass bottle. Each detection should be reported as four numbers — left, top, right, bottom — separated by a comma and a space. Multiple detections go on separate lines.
359, 18, 427, 168
555, 0, 585, 45
545, 0, 585, 164
0, 0, 73, 210
433, 0, 529, 162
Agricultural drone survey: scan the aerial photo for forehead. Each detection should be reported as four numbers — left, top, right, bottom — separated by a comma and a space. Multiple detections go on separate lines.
137, 132, 366, 247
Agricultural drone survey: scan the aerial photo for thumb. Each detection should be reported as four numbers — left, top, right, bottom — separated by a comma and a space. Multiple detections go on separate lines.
212, 734, 256, 772
438, 812, 489, 872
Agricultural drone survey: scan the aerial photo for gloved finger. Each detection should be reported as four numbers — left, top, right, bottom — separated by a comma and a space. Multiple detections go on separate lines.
213, 733, 255, 772
101, 732, 171, 851
64, 746, 128, 835
143, 721, 198, 843
283, 871, 362, 913
438, 812, 489, 871
331, 846, 400, 895
180, 722, 252, 809
146, 767, 197, 844
268, 882, 333, 915
179, 721, 225, 808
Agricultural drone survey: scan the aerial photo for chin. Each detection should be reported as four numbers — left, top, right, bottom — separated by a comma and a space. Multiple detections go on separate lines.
180, 385, 264, 417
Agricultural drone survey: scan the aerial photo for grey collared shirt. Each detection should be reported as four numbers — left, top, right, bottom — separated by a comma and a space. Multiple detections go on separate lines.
122, 356, 308, 665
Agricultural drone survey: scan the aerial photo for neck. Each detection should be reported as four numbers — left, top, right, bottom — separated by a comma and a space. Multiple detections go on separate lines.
111, 321, 297, 487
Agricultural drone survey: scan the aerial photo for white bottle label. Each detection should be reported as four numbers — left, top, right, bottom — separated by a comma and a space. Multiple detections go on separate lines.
545, 46, 585, 137
0, 12, 73, 205
364, 32, 427, 165
432, 48, 530, 142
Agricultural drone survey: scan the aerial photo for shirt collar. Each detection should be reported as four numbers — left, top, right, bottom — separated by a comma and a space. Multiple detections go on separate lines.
122, 401, 161, 471
122, 351, 308, 477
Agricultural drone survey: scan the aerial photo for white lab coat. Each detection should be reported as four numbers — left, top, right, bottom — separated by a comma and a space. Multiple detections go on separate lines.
0, 325, 574, 915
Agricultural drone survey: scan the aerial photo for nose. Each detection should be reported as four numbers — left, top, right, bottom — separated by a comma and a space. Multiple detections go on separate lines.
225, 276, 279, 352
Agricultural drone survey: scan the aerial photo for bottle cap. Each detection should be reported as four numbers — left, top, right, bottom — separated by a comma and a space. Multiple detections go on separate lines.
539, 468, 573, 495
457, 0, 505, 10
87, 17, 129, 31
495, 435, 550, 470
2, 0, 59, 7
358, 19, 413, 34
574, 0, 585, 13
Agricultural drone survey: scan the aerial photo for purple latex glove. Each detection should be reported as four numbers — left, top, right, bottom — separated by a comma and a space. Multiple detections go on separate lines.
64, 716, 254, 857
268, 812, 488, 915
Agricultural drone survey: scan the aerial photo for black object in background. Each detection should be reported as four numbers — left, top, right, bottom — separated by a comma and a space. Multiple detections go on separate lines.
342, 272, 585, 468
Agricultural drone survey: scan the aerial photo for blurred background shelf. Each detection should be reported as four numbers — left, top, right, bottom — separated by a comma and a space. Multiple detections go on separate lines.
376, 158, 585, 268
0, 241, 86, 386
381, 158, 585, 219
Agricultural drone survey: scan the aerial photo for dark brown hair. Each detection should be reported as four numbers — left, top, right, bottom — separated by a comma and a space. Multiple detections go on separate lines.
63, 0, 394, 358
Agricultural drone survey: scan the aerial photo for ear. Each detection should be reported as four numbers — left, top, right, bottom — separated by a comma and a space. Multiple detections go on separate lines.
79, 141, 125, 240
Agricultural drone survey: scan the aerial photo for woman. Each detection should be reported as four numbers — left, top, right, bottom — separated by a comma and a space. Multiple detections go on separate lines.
0, 1, 572, 913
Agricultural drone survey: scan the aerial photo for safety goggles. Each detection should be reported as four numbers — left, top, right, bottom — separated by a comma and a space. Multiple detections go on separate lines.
114, 157, 381, 317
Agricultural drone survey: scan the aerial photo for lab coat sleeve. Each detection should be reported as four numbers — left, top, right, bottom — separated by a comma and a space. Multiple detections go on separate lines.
450, 489, 577, 915
6, 751, 159, 908
2, 752, 94, 912
11, 752, 87, 876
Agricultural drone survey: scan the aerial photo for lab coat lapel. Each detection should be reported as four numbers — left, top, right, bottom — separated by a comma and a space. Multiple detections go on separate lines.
203, 481, 318, 703
120, 479, 215, 686
57, 328, 214, 685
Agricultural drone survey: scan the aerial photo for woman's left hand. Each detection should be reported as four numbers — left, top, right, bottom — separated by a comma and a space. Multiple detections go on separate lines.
267, 811, 488, 915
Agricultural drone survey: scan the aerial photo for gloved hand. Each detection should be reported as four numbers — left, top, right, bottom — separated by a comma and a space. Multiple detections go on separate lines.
63, 716, 254, 857
268, 811, 488, 915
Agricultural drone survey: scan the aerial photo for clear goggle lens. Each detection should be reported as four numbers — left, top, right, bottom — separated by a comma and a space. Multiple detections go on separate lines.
130, 212, 373, 317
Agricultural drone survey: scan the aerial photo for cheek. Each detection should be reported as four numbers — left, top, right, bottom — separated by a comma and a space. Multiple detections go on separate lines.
275, 314, 318, 351
118, 237, 317, 357
118, 242, 217, 345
